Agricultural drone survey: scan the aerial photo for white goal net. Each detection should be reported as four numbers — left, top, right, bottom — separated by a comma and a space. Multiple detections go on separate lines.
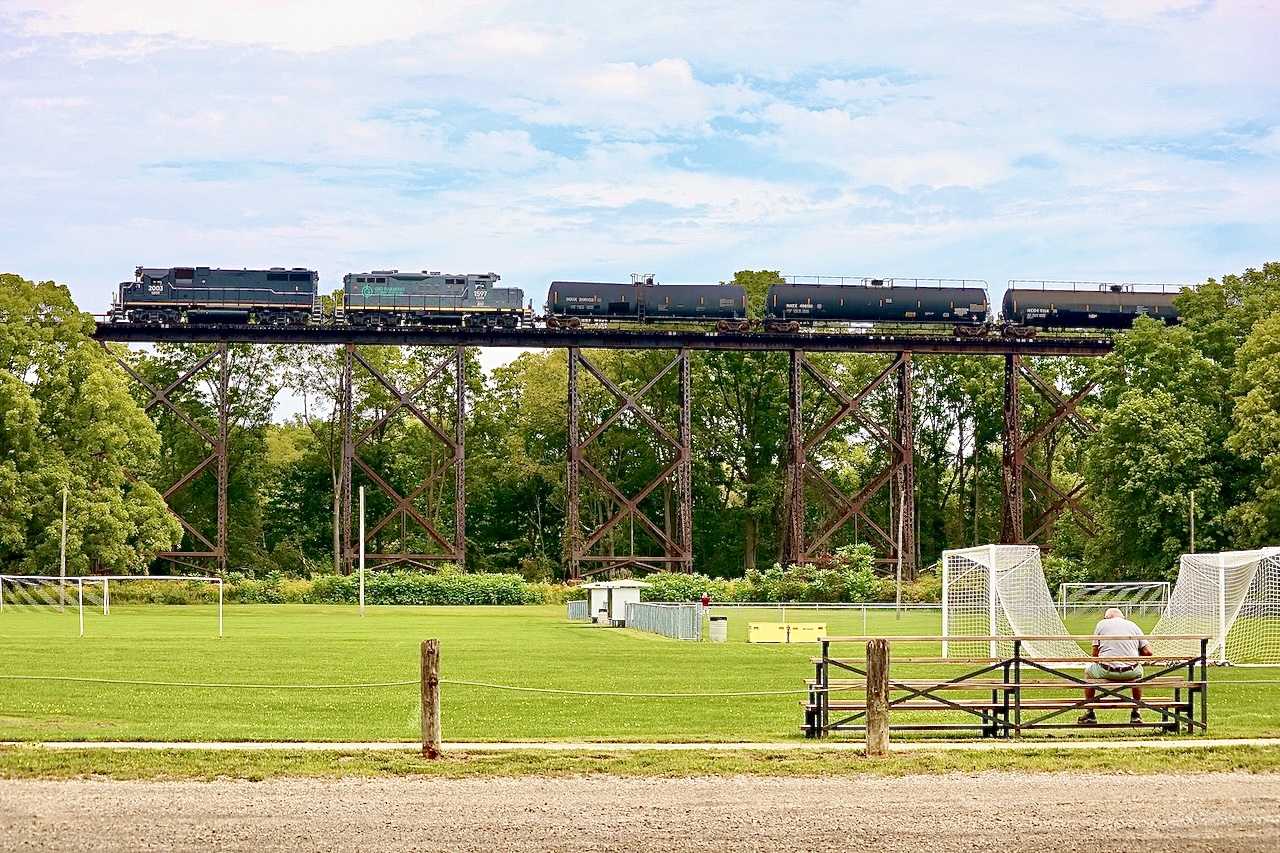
1152, 548, 1280, 664
1058, 582, 1170, 620
0, 574, 223, 637
942, 545, 1086, 660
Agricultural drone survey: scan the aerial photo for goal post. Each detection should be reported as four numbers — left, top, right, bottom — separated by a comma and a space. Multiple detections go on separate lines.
942, 544, 1086, 660
1153, 548, 1280, 664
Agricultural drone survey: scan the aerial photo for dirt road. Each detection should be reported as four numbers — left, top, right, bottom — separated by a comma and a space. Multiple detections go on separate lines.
3, 771, 1278, 852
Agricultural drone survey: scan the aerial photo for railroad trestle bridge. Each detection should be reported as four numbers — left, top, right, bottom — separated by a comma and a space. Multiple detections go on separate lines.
93, 323, 1113, 579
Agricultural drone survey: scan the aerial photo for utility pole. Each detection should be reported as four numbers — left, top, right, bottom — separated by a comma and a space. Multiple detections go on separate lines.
1190, 490, 1196, 554
59, 486, 67, 613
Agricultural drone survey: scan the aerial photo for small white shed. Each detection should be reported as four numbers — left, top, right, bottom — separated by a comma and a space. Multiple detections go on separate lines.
581, 579, 652, 627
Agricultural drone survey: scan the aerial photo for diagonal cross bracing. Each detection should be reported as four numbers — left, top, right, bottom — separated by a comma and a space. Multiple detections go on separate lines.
341, 344, 466, 572
565, 347, 692, 579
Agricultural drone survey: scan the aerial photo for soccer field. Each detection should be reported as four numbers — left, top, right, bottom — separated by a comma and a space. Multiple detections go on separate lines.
1, 604, 1275, 743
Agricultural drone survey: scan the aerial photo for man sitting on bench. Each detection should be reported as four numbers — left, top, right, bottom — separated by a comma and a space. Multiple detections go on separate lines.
1079, 607, 1154, 725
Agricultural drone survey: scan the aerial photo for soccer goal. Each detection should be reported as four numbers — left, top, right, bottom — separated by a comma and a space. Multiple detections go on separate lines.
941, 545, 1086, 661
1058, 582, 1170, 621
0, 574, 223, 637
1152, 548, 1280, 664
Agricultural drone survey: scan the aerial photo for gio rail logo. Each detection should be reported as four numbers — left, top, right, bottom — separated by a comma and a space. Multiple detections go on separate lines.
361, 285, 407, 298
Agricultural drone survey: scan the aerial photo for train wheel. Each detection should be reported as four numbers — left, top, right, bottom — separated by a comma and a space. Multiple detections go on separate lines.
716, 320, 730, 332
568, 317, 581, 329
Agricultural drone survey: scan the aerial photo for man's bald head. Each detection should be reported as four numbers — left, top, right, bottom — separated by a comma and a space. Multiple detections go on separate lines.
1105, 607, 1124, 619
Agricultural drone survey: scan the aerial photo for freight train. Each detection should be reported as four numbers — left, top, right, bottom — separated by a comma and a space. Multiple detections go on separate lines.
110, 266, 1188, 336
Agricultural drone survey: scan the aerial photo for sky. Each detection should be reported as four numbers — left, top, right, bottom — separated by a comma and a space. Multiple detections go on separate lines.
2, 0, 1278, 325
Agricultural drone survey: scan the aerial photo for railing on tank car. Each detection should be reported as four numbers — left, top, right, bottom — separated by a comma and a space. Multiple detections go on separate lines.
1008, 280, 1189, 294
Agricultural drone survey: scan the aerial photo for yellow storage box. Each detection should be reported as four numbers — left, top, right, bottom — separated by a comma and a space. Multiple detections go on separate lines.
747, 622, 789, 643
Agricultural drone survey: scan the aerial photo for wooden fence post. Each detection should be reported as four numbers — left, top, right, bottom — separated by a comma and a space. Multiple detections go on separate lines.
866, 639, 890, 757
421, 639, 442, 759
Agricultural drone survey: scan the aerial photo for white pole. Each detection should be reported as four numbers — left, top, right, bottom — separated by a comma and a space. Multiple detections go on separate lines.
77, 578, 83, 637
988, 544, 999, 659
103, 577, 110, 616
218, 579, 223, 638
941, 554, 949, 658
1217, 552, 1227, 660
60, 486, 67, 613
359, 486, 366, 617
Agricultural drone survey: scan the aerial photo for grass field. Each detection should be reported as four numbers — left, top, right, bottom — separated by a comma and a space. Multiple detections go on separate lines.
1, 603, 1277, 744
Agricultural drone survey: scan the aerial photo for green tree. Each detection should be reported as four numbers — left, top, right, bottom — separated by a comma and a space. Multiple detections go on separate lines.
0, 274, 180, 573
1081, 263, 1280, 577
468, 351, 569, 576
1226, 311, 1280, 545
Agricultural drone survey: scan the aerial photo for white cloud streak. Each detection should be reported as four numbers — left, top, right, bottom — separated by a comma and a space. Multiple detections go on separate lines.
0, 0, 1276, 311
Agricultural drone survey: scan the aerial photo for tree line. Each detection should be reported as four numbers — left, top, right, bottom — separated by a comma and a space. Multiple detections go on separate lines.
2, 264, 1277, 584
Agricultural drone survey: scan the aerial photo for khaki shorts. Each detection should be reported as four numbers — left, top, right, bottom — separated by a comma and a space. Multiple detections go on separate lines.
1086, 662, 1143, 682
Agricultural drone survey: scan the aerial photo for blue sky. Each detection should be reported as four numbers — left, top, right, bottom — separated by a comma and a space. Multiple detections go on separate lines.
2, 0, 1278, 318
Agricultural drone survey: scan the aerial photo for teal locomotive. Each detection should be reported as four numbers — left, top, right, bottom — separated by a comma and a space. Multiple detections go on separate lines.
342, 270, 530, 328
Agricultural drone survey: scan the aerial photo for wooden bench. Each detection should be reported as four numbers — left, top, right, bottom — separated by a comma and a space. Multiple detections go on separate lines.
802, 635, 1210, 739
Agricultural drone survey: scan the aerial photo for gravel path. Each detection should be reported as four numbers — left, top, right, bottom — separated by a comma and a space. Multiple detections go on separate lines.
3, 772, 1279, 852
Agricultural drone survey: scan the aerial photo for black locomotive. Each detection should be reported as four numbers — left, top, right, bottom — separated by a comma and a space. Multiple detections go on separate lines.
545, 274, 751, 331
342, 270, 530, 328
763, 277, 991, 334
111, 266, 319, 325
1001, 281, 1183, 330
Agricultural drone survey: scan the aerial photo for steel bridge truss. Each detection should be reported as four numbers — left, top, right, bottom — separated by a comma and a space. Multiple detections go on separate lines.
99, 324, 1113, 578
565, 347, 692, 579
1000, 354, 1099, 545
784, 351, 916, 578
340, 344, 466, 572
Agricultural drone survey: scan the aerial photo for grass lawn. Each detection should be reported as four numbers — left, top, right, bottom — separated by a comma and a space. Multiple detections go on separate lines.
1, 603, 1277, 744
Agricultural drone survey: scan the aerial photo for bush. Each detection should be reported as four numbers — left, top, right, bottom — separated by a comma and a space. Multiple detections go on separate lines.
641, 573, 734, 603
82, 557, 947, 608
97, 579, 221, 605
308, 570, 539, 606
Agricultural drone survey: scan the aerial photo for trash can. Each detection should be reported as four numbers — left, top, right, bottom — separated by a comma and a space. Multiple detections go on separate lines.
709, 615, 728, 643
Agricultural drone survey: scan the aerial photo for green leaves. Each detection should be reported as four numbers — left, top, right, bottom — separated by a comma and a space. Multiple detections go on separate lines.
0, 274, 181, 573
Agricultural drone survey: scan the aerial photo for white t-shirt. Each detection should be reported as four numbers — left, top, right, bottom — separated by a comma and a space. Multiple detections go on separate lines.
1093, 616, 1152, 659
